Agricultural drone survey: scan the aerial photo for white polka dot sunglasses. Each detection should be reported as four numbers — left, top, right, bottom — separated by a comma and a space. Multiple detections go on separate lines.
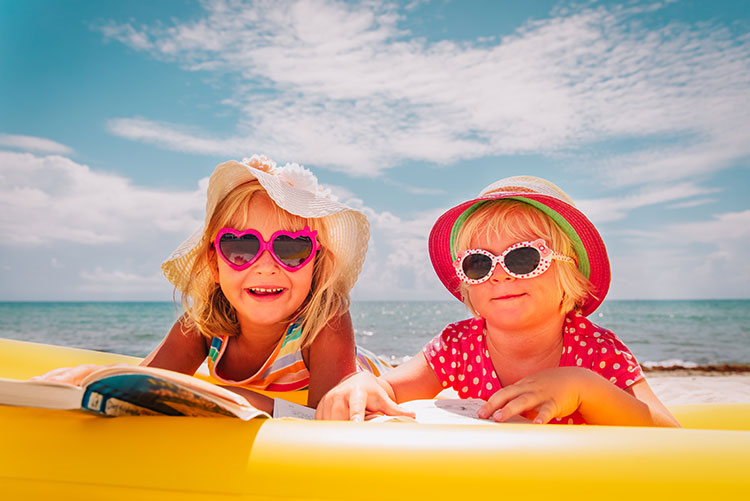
454, 239, 576, 284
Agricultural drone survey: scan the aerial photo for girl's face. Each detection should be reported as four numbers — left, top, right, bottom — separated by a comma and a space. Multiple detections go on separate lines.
464, 230, 564, 332
213, 193, 315, 332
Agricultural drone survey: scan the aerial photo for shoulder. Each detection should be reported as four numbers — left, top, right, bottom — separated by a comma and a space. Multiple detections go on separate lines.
423, 317, 482, 363
429, 318, 482, 347
142, 316, 210, 373
562, 312, 642, 388
574, 315, 635, 357
304, 312, 355, 364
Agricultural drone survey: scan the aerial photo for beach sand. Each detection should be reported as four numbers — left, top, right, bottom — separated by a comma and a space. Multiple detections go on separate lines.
644, 371, 750, 405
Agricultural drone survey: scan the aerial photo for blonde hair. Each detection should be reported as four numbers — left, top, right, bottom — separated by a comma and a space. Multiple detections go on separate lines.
178, 181, 349, 348
454, 199, 594, 315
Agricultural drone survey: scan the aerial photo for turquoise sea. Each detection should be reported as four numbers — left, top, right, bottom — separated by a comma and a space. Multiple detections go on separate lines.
1, 300, 748, 368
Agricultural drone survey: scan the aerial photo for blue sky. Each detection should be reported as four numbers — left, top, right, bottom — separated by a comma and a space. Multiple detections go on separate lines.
1, 0, 749, 302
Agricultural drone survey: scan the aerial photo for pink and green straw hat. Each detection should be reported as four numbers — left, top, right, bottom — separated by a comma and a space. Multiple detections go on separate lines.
428, 176, 610, 316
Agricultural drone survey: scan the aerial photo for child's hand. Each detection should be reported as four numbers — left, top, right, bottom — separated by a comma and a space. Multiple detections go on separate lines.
315, 372, 415, 422
478, 367, 593, 424
30, 364, 117, 386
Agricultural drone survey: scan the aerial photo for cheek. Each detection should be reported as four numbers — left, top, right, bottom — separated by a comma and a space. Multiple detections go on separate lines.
534, 273, 564, 305
465, 283, 491, 309
293, 266, 315, 297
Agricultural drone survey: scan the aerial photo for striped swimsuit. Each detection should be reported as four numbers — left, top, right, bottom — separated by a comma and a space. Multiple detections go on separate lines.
207, 322, 390, 392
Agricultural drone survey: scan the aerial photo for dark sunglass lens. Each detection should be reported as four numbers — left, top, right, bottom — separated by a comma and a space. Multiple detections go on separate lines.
504, 247, 540, 275
273, 235, 313, 267
462, 253, 493, 280
220, 234, 260, 266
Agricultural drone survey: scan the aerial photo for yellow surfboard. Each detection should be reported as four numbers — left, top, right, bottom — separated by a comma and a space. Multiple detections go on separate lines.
1, 338, 748, 500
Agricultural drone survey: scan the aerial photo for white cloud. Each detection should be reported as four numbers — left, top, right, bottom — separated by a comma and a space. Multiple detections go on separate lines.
0, 148, 448, 299
97, 0, 749, 184
353, 204, 448, 299
0, 134, 74, 154
609, 210, 750, 299
668, 210, 750, 243
0, 151, 204, 246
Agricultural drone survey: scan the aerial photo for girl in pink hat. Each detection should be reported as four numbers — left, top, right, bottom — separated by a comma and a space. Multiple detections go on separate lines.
318, 176, 678, 426
37, 155, 387, 412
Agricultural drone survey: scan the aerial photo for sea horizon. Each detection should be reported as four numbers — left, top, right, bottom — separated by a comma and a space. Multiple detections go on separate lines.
1, 300, 748, 370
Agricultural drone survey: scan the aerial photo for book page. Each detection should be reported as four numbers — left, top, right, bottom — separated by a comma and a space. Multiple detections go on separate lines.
0, 376, 83, 410
273, 398, 316, 420
367, 398, 530, 425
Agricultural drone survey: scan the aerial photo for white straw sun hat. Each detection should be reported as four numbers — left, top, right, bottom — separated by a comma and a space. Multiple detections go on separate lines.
161, 155, 370, 294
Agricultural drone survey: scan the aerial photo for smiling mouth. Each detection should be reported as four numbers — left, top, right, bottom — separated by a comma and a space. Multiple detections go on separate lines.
247, 287, 285, 296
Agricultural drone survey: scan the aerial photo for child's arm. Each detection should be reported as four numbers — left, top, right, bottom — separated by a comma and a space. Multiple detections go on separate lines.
147, 318, 276, 412
316, 353, 443, 421
478, 367, 680, 427
141, 316, 209, 374
305, 311, 358, 408
30, 316, 208, 385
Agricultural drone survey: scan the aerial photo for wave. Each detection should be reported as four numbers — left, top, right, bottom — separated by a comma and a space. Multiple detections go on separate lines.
642, 360, 750, 373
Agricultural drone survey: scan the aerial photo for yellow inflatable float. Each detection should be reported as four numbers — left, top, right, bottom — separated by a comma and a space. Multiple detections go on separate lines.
1, 338, 748, 500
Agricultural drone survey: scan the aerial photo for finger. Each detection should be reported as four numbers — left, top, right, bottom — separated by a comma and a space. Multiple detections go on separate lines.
348, 388, 367, 422
63, 364, 103, 385
29, 367, 73, 381
531, 401, 557, 424
479, 385, 526, 419
314, 397, 329, 420
492, 392, 541, 423
375, 394, 415, 418
328, 394, 352, 421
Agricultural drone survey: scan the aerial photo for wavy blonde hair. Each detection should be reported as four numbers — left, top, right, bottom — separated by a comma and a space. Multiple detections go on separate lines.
178, 181, 348, 348
454, 199, 594, 315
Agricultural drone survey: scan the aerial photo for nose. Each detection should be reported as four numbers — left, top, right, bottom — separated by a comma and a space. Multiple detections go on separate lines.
252, 248, 280, 273
489, 265, 514, 282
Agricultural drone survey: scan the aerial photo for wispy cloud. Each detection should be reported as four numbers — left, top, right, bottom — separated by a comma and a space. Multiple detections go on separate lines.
96, 0, 749, 186
577, 181, 719, 223
79, 268, 167, 292
0, 134, 74, 155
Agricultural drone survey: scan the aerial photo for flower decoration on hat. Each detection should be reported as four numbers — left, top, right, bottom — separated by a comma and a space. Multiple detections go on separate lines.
277, 163, 333, 200
242, 154, 276, 173
242, 154, 334, 200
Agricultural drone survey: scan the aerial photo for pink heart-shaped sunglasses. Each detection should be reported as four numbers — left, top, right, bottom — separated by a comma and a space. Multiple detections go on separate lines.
214, 227, 320, 272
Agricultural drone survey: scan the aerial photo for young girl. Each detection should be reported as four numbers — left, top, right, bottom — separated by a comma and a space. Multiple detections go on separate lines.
317, 176, 679, 426
39, 155, 387, 412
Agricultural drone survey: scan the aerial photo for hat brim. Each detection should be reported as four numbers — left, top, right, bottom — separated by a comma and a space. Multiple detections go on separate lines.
428, 192, 610, 316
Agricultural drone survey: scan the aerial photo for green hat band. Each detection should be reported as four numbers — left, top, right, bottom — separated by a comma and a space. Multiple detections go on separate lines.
449, 197, 591, 279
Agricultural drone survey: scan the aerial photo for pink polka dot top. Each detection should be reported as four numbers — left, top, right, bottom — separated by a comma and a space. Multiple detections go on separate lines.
422, 311, 644, 424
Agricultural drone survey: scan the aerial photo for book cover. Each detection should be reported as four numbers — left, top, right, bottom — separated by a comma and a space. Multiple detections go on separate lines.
0, 365, 269, 420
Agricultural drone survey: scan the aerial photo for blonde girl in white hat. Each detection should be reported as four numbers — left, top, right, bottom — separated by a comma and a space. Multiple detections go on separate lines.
39, 155, 387, 412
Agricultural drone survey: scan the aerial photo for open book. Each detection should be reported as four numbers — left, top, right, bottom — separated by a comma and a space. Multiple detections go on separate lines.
273, 398, 530, 424
0, 365, 269, 420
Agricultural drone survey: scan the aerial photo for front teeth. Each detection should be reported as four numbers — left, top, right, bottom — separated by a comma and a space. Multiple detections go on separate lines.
249, 287, 284, 293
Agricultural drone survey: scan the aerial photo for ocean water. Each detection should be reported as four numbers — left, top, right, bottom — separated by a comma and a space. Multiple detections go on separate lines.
0, 300, 748, 368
